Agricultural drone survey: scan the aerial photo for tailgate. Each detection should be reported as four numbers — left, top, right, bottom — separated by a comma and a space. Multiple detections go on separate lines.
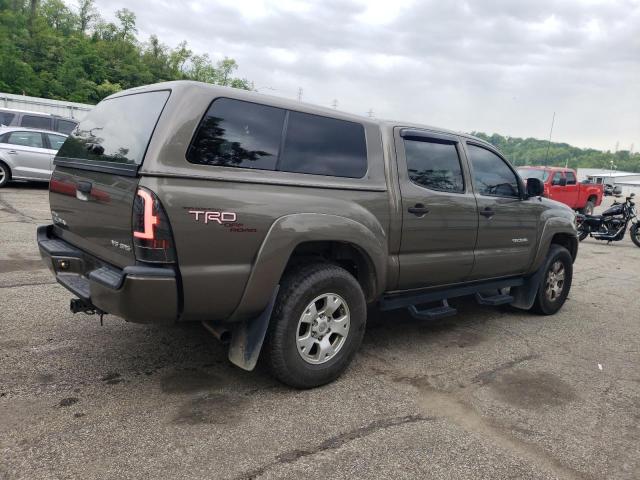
49, 90, 170, 268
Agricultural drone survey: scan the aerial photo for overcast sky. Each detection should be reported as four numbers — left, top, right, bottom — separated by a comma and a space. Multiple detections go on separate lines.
91, 0, 639, 152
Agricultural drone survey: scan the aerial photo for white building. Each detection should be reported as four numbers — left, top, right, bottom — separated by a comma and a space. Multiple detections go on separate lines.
0, 92, 92, 120
577, 168, 640, 196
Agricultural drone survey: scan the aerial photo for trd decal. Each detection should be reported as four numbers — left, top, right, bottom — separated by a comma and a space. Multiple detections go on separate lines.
188, 210, 237, 224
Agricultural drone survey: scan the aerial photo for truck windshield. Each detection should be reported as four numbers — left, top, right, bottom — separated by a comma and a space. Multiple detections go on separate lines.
56, 90, 169, 166
518, 168, 549, 182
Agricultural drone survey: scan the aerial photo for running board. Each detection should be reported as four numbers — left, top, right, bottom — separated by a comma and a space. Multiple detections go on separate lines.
379, 277, 523, 312
475, 292, 514, 306
408, 300, 457, 321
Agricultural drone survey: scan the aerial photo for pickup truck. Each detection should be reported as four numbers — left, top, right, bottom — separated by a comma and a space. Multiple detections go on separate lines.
38, 81, 578, 388
517, 166, 603, 215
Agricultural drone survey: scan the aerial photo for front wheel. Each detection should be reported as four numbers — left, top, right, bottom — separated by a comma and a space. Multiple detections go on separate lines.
0, 162, 11, 188
531, 245, 573, 315
631, 223, 640, 248
263, 263, 366, 388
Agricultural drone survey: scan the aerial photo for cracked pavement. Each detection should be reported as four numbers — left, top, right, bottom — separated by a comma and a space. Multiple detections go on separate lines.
1, 185, 639, 479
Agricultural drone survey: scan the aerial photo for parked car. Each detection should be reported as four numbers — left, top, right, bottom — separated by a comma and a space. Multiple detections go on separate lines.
0, 107, 78, 134
517, 166, 603, 214
0, 127, 67, 187
38, 81, 578, 388
603, 184, 614, 196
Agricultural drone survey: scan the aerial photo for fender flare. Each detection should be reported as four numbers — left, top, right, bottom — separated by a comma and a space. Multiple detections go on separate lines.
228, 213, 388, 322
529, 216, 577, 272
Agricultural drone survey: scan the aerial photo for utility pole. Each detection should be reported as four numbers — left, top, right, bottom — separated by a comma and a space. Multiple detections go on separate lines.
544, 111, 555, 166
331, 99, 338, 109
297, 88, 303, 101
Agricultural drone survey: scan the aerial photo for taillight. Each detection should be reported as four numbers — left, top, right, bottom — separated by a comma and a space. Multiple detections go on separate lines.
132, 187, 176, 263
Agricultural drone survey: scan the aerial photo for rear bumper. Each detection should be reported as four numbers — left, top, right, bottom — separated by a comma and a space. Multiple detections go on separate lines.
37, 225, 178, 324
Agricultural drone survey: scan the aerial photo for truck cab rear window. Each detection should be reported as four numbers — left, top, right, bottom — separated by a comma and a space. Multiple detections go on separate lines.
56, 90, 169, 166
187, 98, 368, 178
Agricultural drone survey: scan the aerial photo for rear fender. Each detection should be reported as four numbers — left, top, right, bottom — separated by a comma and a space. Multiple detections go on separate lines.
228, 213, 387, 322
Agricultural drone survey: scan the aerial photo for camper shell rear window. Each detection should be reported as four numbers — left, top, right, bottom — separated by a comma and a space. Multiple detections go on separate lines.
55, 90, 169, 167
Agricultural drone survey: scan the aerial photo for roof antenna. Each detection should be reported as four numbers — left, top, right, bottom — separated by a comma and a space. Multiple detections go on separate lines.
544, 111, 555, 166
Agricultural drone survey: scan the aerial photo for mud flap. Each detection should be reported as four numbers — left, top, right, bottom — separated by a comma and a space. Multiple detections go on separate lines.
228, 286, 279, 371
510, 262, 546, 310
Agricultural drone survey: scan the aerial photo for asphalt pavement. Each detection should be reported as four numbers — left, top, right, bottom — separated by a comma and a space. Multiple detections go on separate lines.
1, 184, 639, 479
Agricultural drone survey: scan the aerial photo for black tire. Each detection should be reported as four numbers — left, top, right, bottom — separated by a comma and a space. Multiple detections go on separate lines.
631, 224, 640, 248
581, 200, 595, 216
531, 245, 573, 315
263, 263, 366, 389
0, 161, 10, 188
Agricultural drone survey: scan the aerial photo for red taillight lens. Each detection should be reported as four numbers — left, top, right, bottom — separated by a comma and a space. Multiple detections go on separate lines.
133, 189, 159, 240
132, 187, 176, 263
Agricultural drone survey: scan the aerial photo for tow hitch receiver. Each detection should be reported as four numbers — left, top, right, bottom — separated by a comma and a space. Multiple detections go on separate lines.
70, 298, 106, 325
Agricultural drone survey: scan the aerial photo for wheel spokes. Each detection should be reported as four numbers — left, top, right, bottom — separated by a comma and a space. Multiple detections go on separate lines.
324, 295, 343, 316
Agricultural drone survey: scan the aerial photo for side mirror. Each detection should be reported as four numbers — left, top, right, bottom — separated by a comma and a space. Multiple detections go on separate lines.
526, 178, 544, 197
558, 177, 567, 187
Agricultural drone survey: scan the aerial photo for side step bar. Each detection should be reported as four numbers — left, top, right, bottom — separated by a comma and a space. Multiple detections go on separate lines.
408, 300, 457, 321
379, 277, 523, 321
475, 292, 514, 306
379, 277, 524, 311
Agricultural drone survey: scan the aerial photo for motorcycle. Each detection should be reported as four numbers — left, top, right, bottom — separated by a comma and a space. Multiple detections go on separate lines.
576, 192, 640, 247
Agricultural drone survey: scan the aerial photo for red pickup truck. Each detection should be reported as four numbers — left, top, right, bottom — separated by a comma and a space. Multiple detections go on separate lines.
517, 167, 603, 214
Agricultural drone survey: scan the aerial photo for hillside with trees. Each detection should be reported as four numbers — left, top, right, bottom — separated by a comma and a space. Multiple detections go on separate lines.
472, 132, 640, 173
0, 0, 250, 104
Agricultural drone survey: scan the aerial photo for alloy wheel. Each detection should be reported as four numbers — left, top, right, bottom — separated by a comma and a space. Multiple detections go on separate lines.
545, 261, 565, 302
296, 293, 350, 365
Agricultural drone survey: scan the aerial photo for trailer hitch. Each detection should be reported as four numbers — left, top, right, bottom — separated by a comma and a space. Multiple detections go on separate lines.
70, 298, 106, 325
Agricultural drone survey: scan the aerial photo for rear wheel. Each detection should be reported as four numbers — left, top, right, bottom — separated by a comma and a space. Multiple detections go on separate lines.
531, 245, 573, 315
0, 162, 10, 188
581, 200, 595, 216
264, 263, 366, 388
631, 224, 640, 248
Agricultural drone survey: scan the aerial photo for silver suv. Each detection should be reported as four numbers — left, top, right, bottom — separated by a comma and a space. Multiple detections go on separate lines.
0, 127, 67, 187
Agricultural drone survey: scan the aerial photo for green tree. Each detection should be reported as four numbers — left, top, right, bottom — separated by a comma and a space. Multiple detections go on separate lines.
0, 2, 250, 103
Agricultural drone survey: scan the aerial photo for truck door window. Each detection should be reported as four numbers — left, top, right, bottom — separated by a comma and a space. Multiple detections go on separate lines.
467, 144, 519, 198
403, 139, 464, 193
188, 98, 285, 171
551, 172, 562, 185
566, 171, 576, 185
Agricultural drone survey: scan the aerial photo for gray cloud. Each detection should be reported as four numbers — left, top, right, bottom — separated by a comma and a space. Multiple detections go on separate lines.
92, 0, 639, 151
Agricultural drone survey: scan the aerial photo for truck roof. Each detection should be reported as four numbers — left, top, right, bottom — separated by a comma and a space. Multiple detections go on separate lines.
518, 166, 576, 172
105, 80, 497, 152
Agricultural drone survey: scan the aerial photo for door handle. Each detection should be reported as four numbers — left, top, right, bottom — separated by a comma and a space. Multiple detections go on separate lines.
408, 204, 430, 216
480, 207, 495, 218
8, 150, 17, 154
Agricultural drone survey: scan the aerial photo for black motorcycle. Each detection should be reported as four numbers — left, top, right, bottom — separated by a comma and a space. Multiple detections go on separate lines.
576, 193, 640, 247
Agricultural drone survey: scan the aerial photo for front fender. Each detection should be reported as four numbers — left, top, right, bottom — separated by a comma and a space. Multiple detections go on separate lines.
530, 214, 577, 271
228, 213, 388, 321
